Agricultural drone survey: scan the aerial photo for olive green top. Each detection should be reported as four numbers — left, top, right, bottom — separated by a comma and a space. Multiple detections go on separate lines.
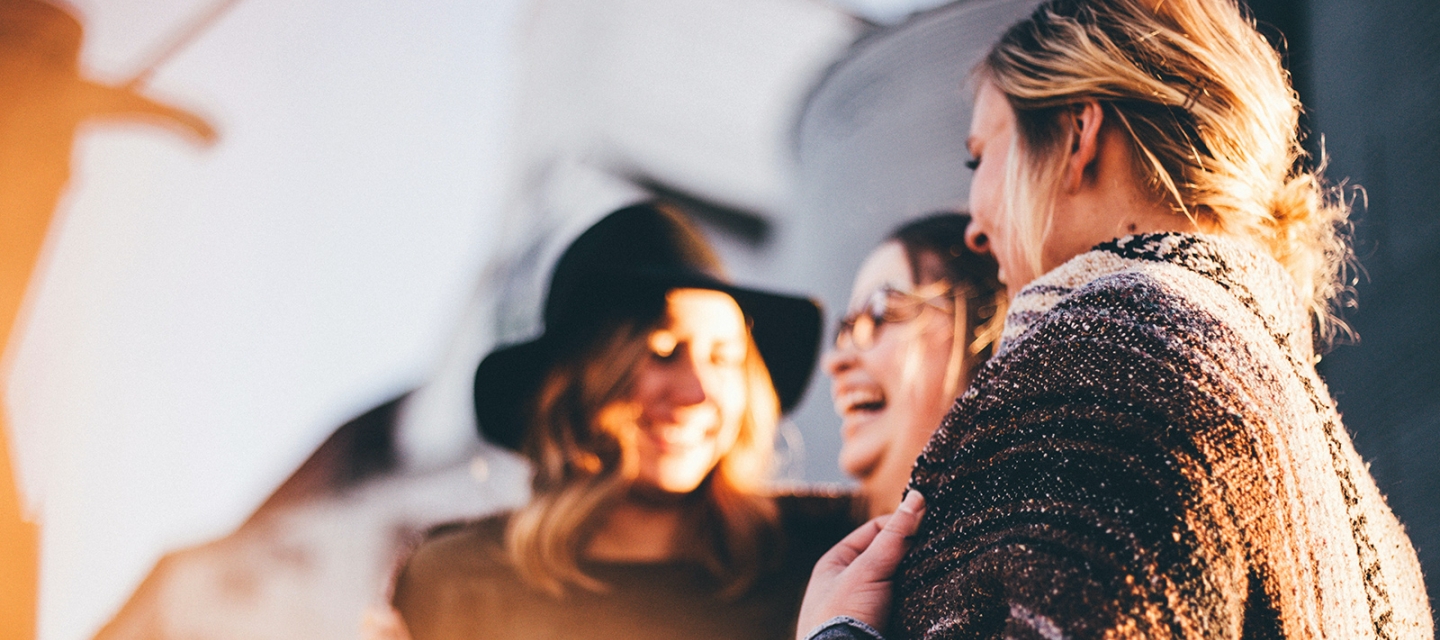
393, 492, 858, 640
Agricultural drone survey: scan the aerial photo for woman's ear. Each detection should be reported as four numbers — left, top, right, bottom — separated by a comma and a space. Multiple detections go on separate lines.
1064, 99, 1105, 192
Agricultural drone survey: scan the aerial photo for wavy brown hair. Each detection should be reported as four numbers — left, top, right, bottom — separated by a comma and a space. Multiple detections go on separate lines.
890, 212, 1008, 394
505, 308, 781, 599
979, 0, 1354, 345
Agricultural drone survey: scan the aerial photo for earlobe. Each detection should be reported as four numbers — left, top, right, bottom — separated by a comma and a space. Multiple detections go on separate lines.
1065, 99, 1105, 192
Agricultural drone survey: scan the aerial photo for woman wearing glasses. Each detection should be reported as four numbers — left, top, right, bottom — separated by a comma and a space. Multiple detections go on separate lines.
825, 214, 1005, 519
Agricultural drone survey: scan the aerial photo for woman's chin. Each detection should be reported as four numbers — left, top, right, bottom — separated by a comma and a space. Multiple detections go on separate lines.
839, 414, 892, 477
635, 461, 716, 497
838, 444, 884, 483
628, 480, 700, 505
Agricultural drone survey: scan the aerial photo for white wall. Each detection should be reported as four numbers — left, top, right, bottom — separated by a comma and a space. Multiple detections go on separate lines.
3, 0, 969, 635
7, 1, 524, 637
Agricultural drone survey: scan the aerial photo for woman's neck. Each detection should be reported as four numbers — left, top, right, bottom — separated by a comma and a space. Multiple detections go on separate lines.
1041, 125, 1212, 275
583, 498, 687, 563
1040, 201, 1198, 282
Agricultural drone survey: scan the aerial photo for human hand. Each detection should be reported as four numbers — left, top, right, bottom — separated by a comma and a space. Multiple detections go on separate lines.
361, 604, 413, 640
796, 490, 926, 639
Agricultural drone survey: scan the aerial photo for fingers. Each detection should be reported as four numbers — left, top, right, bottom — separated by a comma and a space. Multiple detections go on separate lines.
884, 490, 926, 538
820, 514, 890, 568
794, 491, 928, 637
851, 490, 926, 581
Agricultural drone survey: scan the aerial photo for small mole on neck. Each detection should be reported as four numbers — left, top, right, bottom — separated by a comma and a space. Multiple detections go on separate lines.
1127, 223, 1138, 232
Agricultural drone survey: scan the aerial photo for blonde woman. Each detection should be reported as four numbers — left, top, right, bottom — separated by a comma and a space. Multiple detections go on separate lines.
826, 214, 1004, 520
798, 0, 1432, 638
390, 203, 857, 640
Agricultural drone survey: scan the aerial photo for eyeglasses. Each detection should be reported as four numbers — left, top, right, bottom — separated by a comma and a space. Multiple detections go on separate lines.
834, 283, 957, 351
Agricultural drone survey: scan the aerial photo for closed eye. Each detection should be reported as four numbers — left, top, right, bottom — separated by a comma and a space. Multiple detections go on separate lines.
712, 345, 745, 367
649, 331, 679, 360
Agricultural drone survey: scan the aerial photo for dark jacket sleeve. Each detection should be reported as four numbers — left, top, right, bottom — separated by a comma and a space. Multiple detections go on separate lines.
802, 617, 887, 640
895, 280, 1259, 639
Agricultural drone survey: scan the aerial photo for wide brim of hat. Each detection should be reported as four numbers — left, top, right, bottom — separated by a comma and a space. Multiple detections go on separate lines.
472, 338, 556, 452
473, 274, 822, 452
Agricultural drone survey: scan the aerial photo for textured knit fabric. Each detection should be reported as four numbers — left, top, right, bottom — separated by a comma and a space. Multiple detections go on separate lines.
896, 234, 1432, 639
392, 493, 858, 640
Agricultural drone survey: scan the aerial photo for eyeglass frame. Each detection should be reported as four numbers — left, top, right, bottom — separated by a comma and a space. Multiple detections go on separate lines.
833, 281, 965, 352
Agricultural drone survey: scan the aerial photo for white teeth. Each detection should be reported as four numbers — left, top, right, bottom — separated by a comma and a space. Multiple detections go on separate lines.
834, 389, 886, 414
646, 418, 718, 449
657, 427, 704, 447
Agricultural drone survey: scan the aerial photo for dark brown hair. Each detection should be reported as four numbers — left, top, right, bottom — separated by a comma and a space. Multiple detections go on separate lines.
889, 212, 1008, 365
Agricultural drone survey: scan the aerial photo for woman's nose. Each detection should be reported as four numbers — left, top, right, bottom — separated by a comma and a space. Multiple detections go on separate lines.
670, 356, 709, 407
823, 345, 857, 377
964, 225, 990, 255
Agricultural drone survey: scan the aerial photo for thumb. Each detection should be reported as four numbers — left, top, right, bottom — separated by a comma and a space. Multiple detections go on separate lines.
851, 490, 925, 582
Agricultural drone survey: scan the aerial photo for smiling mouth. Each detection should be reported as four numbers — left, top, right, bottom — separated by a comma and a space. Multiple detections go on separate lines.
835, 389, 887, 416
642, 421, 717, 453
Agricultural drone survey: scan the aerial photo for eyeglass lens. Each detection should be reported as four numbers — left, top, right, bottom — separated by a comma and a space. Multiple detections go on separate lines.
835, 289, 896, 350
835, 285, 956, 351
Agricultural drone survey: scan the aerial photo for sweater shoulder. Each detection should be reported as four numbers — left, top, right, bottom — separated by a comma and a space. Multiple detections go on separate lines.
1017, 259, 1263, 363
1056, 263, 1227, 328
394, 513, 514, 596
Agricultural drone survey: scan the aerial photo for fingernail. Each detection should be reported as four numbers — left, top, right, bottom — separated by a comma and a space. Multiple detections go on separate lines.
901, 489, 925, 511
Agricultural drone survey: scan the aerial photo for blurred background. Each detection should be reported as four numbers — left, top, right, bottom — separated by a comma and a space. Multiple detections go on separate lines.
0, 0, 1435, 637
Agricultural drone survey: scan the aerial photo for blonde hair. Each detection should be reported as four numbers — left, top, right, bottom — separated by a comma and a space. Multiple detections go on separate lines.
979, 0, 1354, 344
505, 312, 781, 598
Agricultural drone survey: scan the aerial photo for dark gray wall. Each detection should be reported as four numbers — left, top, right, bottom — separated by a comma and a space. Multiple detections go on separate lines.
1281, 0, 1440, 614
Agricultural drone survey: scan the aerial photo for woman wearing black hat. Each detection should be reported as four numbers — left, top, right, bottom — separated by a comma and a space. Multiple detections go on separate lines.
384, 202, 857, 640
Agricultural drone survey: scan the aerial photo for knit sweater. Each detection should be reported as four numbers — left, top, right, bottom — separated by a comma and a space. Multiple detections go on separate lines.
895, 234, 1432, 639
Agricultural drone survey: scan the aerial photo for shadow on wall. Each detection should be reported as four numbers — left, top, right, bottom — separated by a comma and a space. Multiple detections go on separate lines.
1, 1, 215, 637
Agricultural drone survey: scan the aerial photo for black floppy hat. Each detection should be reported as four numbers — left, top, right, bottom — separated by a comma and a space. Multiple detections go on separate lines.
473, 202, 823, 452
